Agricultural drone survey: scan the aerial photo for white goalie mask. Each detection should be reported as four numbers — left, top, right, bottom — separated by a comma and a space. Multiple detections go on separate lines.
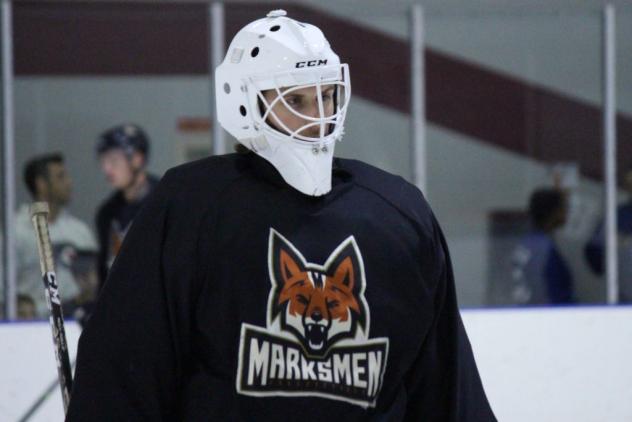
215, 10, 351, 196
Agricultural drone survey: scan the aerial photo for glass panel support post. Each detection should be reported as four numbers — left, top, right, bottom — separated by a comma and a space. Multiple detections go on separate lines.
410, 4, 427, 194
603, 4, 618, 304
1, 0, 17, 320
209, 2, 226, 156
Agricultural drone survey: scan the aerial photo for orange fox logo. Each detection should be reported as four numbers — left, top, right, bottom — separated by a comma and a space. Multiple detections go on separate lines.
268, 230, 368, 356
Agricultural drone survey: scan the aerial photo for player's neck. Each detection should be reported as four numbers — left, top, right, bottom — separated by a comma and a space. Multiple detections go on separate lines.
123, 171, 149, 203
34, 193, 62, 222
46, 201, 61, 223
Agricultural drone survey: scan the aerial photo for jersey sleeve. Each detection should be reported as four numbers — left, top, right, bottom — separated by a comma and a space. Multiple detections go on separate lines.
67, 169, 201, 421
404, 215, 496, 421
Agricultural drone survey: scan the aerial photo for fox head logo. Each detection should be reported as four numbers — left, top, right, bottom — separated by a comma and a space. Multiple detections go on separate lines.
268, 230, 368, 357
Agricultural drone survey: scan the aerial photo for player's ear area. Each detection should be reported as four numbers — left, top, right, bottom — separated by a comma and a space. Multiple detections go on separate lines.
130, 151, 145, 169
34, 175, 49, 198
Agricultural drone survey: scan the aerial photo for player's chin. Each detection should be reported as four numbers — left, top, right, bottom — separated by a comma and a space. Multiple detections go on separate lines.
296, 130, 321, 140
110, 179, 127, 189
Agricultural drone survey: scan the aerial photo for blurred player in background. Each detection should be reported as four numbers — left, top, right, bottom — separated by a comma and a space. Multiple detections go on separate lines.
16, 153, 97, 318
95, 124, 158, 288
510, 188, 576, 305
585, 163, 632, 302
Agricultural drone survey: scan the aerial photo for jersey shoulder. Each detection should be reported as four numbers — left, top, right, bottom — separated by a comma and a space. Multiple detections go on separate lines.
157, 153, 249, 212
167, 152, 244, 176
337, 158, 433, 229
163, 153, 246, 190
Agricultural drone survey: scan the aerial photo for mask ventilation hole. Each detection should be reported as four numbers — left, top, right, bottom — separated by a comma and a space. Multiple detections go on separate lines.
251, 47, 259, 57
270, 25, 281, 32
239, 106, 247, 116
223, 83, 231, 94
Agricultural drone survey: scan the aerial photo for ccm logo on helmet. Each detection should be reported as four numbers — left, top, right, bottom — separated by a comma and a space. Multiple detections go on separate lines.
295, 59, 328, 68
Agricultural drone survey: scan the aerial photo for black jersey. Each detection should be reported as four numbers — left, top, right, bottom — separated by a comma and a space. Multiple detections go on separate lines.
68, 153, 495, 421
95, 175, 159, 287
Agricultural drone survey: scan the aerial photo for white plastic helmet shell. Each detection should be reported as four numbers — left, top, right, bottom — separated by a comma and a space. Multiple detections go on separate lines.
215, 10, 351, 196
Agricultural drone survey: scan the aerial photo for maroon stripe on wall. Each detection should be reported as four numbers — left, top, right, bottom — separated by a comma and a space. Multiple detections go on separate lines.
13, 2, 209, 75
11, 2, 632, 182
425, 48, 632, 182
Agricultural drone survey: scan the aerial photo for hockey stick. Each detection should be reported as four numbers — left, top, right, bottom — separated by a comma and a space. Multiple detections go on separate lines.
30, 202, 73, 414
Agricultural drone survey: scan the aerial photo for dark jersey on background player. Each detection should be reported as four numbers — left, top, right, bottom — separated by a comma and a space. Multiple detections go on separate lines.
68, 10, 496, 421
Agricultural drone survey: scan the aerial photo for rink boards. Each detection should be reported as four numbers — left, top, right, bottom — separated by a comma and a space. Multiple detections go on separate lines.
1, 306, 631, 421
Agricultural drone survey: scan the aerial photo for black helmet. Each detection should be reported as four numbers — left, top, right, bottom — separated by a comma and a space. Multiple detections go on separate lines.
96, 123, 150, 159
